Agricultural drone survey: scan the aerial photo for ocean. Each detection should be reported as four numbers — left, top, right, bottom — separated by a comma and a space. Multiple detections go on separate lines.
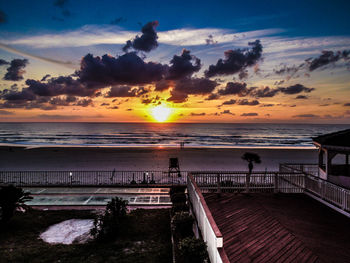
0, 122, 349, 148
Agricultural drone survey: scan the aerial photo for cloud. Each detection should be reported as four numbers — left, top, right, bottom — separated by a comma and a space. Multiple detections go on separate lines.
3, 26, 280, 48
77, 52, 167, 87
344, 103, 350, 106
167, 77, 218, 103
166, 49, 201, 80
221, 99, 236, 105
0, 43, 74, 67
251, 84, 314, 98
218, 82, 250, 97
123, 21, 159, 52
74, 98, 93, 107
205, 40, 263, 78
221, 110, 234, 115
41, 74, 51, 81
308, 50, 350, 71
295, 95, 308, 99
3, 59, 29, 81
154, 79, 172, 92
238, 99, 260, 105
0, 110, 14, 115
205, 34, 218, 45
274, 63, 304, 75
293, 114, 319, 118
25, 76, 96, 97
241, 112, 258, 116
251, 86, 279, 97
260, 103, 274, 107
105, 86, 148, 97
110, 17, 126, 25
141, 95, 161, 105
0, 59, 9, 65
108, 106, 119, 109
190, 112, 206, 116
278, 84, 314, 94
205, 93, 220, 100
0, 10, 7, 23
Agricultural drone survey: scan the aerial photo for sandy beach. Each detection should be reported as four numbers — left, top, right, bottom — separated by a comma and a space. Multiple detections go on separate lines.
0, 146, 317, 171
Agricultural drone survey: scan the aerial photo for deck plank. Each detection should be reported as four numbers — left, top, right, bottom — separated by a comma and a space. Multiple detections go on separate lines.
204, 193, 350, 263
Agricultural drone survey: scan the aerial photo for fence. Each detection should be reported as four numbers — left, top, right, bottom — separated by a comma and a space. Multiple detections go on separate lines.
190, 171, 305, 194
280, 163, 350, 213
0, 170, 188, 187
279, 163, 319, 177
187, 174, 227, 263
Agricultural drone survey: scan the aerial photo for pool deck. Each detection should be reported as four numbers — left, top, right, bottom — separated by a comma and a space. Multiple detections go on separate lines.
24, 187, 171, 207
204, 193, 350, 263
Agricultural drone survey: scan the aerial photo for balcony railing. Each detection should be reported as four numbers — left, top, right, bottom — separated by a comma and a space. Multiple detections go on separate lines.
280, 163, 350, 213
190, 171, 305, 194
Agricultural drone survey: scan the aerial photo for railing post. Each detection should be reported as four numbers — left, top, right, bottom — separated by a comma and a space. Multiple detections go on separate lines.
274, 173, 279, 193
341, 189, 346, 210
217, 173, 221, 196
321, 180, 325, 199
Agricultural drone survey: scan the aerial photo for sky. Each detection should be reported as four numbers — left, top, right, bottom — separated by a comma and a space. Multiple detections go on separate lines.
0, 0, 349, 123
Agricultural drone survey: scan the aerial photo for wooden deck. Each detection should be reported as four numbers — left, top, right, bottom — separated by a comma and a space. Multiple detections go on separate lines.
204, 193, 350, 263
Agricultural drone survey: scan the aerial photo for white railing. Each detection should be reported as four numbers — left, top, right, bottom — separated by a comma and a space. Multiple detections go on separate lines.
280, 163, 319, 177
280, 163, 350, 214
187, 174, 227, 263
191, 171, 304, 194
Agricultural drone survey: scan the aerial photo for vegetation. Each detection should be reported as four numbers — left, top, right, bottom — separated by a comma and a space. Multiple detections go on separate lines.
169, 185, 186, 196
0, 208, 172, 263
169, 185, 207, 263
170, 192, 187, 204
242, 152, 262, 192
171, 211, 194, 238
91, 197, 128, 241
241, 152, 261, 173
171, 202, 189, 215
0, 185, 32, 224
178, 237, 209, 263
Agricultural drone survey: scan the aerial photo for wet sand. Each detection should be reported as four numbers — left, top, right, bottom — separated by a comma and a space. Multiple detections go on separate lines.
0, 146, 317, 171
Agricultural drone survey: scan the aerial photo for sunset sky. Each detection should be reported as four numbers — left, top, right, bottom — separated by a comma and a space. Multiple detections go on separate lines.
0, 0, 349, 123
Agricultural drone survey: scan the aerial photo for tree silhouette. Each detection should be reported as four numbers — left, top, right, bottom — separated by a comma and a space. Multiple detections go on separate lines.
241, 152, 261, 192
0, 185, 32, 223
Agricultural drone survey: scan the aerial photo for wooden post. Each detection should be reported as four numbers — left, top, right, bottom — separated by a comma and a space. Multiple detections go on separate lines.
217, 173, 221, 197
246, 173, 250, 193
274, 173, 279, 193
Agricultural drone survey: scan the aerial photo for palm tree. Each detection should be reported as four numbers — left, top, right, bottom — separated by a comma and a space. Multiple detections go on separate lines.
241, 152, 261, 193
0, 185, 32, 223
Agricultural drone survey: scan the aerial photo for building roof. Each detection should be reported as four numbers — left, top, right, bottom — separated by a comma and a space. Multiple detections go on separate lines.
204, 193, 350, 263
312, 129, 350, 148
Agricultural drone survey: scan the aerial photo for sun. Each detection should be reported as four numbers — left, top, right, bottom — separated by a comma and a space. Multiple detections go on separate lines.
151, 105, 172, 122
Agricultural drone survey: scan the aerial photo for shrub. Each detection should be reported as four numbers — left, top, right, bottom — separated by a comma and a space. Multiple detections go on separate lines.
169, 185, 186, 196
171, 202, 189, 215
172, 211, 194, 238
178, 237, 209, 263
170, 192, 186, 204
0, 185, 32, 224
91, 197, 128, 241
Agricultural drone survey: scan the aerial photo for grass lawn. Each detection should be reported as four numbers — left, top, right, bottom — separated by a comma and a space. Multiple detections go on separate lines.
0, 208, 172, 263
